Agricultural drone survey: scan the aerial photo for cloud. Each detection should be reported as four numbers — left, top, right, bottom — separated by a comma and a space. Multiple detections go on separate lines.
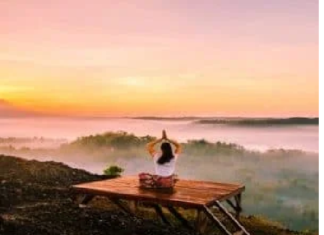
0, 99, 39, 118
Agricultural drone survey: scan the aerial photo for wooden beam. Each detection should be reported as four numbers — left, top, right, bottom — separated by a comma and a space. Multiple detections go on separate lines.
195, 209, 208, 234
226, 199, 239, 212
80, 194, 94, 205
166, 206, 193, 230
234, 194, 242, 219
202, 205, 232, 235
224, 197, 243, 219
150, 204, 171, 226
109, 198, 134, 216
129, 201, 139, 214
235, 194, 242, 208
214, 201, 250, 235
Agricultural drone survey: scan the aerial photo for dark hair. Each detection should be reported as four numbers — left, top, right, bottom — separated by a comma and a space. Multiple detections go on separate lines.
157, 142, 175, 165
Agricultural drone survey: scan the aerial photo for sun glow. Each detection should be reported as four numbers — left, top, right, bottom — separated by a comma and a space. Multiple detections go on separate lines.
118, 77, 146, 87
0, 0, 318, 117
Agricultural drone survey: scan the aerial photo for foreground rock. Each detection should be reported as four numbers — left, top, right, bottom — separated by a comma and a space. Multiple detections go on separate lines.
0, 155, 313, 235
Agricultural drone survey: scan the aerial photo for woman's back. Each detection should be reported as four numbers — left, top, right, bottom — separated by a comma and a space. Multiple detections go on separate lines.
139, 130, 181, 189
153, 152, 178, 176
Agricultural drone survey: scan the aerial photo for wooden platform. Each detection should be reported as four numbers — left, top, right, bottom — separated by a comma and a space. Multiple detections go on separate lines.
73, 176, 244, 208
72, 176, 250, 235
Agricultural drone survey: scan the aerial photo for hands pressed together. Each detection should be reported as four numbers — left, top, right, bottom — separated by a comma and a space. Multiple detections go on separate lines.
147, 129, 182, 156
162, 130, 168, 141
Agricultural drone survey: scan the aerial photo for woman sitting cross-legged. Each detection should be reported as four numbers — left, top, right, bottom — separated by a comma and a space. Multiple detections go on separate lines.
139, 130, 181, 189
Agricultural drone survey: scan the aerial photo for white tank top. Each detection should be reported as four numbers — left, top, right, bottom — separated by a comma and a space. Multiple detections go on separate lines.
153, 152, 178, 177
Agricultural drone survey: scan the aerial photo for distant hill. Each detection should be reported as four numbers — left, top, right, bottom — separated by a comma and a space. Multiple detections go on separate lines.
131, 116, 203, 121
196, 117, 319, 126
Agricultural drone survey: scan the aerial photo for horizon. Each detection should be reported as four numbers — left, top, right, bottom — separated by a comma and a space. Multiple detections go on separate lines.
0, 0, 319, 117
0, 97, 319, 119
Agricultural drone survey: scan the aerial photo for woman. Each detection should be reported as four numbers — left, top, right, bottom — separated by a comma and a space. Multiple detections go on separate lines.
139, 130, 181, 189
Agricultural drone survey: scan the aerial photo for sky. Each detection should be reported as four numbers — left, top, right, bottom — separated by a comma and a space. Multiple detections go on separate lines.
0, 0, 318, 117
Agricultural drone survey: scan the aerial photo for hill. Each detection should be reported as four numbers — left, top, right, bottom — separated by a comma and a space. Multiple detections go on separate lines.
0, 155, 316, 235
1, 131, 318, 231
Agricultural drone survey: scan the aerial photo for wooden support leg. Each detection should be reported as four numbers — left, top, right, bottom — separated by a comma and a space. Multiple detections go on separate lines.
109, 198, 135, 216
80, 194, 94, 205
129, 201, 139, 214
151, 204, 171, 226
226, 199, 236, 211
166, 206, 193, 230
234, 194, 242, 219
225, 195, 243, 220
195, 209, 208, 235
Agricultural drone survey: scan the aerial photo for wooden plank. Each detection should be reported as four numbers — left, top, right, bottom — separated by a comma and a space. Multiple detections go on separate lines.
72, 176, 245, 208
213, 188, 245, 205
74, 183, 208, 205
102, 180, 239, 195
74, 187, 206, 208
117, 176, 242, 188
75, 180, 243, 195
84, 176, 243, 195
177, 180, 243, 191
75, 176, 243, 191
104, 176, 244, 191
96, 181, 236, 197
73, 186, 207, 208
79, 179, 242, 196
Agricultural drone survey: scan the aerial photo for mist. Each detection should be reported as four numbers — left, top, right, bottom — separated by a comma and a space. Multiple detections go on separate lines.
0, 117, 318, 152
0, 117, 318, 231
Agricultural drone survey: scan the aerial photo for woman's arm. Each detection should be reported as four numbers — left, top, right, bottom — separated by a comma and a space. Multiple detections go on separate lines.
146, 138, 163, 157
167, 138, 182, 154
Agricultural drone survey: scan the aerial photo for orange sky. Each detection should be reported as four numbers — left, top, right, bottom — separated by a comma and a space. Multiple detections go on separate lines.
0, 0, 318, 117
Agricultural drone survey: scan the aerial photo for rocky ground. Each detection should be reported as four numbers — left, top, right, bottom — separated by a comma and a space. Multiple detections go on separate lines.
0, 155, 314, 235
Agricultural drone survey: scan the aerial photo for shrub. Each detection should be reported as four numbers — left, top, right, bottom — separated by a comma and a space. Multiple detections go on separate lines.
103, 165, 124, 177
